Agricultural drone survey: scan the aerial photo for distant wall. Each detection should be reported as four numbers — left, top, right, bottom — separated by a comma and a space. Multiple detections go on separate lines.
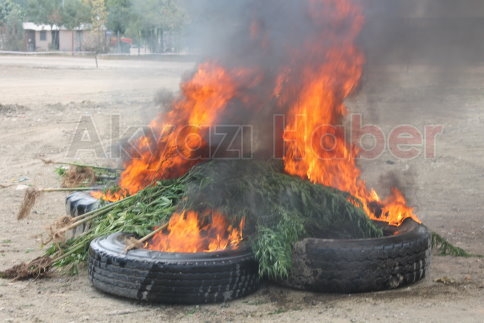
59, 31, 72, 52
34, 30, 51, 51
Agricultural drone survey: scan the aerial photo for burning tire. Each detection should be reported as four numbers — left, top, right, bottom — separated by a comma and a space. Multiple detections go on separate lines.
88, 232, 261, 304
280, 219, 431, 293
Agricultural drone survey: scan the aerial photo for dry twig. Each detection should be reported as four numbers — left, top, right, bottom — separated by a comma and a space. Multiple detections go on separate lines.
124, 223, 169, 252
17, 187, 42, 220
44, 216, 75, 245
17, 186, 97, 220
61, 166, 96, 188
40, 158, 121, 171
44, 196, 133, 245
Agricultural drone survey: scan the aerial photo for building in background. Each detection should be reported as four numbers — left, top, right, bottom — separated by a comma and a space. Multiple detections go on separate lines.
22, 22, 104, 52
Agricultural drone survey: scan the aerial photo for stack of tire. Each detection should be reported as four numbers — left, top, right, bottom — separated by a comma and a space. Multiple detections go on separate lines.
66, 193, 431, 304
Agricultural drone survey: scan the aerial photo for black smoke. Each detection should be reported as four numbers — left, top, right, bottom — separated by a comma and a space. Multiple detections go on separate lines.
179, 0, 364, 158
359, 0, 484, 66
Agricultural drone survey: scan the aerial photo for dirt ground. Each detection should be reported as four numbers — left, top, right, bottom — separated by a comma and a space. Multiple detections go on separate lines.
0, 55, 483, 322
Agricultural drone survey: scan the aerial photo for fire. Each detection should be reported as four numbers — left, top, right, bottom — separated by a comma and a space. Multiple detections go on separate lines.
280, 0, 419, 226
100, 0, 420, 229
146, 210, 245, 253
92, 62, 240, 201
119, 61, 239, 195
90, 189, 126, 202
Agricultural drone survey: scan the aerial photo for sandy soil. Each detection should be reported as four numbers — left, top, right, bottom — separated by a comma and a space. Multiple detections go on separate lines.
0, 55, 483, 322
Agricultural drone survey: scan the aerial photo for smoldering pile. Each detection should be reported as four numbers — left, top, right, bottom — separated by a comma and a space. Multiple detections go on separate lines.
2, 159, 382, 280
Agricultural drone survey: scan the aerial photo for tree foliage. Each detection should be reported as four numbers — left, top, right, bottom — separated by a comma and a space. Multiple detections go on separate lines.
1, 0, 188, 52
87, 0, 107, 32
87, 0, 108, 51
0, 0, 25, 50
106, 0, 130, 35
62, 0, 91, 29
25, 0, 64, 26
0, 0, 20, 25
23, 0, 94, 50
127, 0, 187, 53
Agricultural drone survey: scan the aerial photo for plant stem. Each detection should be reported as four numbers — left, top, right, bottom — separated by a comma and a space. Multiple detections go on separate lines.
41, 159, 122, 172
52, 240, 86, 263
139, 223, 169, 243
58, 195, 136, 233
41, 187, 97, 192
125, 223, 169, 252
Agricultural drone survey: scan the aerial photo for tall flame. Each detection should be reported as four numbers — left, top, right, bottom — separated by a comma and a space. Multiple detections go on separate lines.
280, 0, 419, 226
117, 62, 239, 196
102, 0, 420, 228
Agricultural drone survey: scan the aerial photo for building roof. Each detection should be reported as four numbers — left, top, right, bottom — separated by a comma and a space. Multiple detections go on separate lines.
22, 22, 92, 31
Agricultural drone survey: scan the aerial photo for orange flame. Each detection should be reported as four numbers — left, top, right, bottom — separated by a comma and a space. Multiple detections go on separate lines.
119, 61, 239, 196
103, 0, 420, 228
90, 190, 127, 202
281, 0, 419, 226
93, 62, 240, 201
146, 210, 245, 253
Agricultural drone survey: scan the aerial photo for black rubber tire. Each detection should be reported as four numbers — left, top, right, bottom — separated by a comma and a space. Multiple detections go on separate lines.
279, 219, 431, 293
65, 192, 99, 217
65, 192, 100, 236
88, 232, 261, 304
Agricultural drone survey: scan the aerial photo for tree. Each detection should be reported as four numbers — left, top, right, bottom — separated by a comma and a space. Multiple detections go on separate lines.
106, 0, 130, 52
25, 0, 65, 49
89, 0, 107, 33
25, 0, 95, 51
128, 0, 186, 53
62, 0, 91, 53
0, 0, 25, 50
1, 0, 187, 53
87, 0, 107, 52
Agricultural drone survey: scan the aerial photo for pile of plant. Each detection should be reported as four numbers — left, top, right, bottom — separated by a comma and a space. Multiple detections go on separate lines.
179, 160, 383, 278
1, 160, 476, 281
